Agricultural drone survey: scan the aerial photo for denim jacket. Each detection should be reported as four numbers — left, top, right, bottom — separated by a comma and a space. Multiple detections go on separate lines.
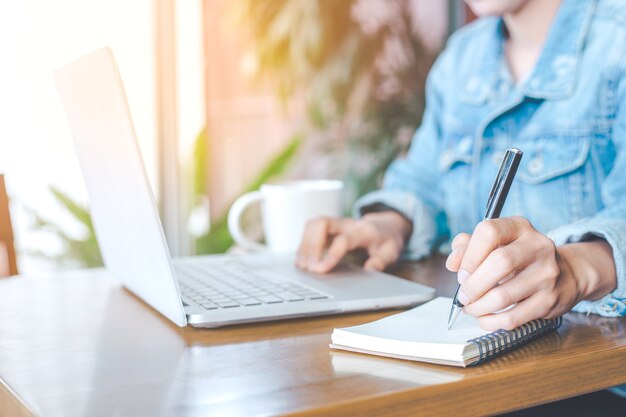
355, 0, 626, 318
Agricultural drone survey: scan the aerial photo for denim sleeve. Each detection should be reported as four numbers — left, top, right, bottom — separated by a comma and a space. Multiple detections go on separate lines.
353, 52, 448, 261
547, 62, 626, 318
548, 218, 626, 316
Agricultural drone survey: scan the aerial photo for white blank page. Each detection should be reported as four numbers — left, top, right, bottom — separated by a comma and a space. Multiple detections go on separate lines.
331, 297, 491, 364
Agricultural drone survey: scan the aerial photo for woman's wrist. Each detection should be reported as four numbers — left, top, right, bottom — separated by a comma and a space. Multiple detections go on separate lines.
556, 240, 617, 302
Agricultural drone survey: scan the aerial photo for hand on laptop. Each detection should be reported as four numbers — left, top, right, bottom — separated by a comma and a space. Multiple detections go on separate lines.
296, 212, 412, 274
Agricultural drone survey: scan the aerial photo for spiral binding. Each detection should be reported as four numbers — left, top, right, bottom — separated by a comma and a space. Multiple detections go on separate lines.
468, 316, 562, 365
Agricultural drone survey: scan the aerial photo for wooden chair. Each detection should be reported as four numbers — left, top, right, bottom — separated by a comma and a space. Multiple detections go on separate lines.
0, 175, 17, 277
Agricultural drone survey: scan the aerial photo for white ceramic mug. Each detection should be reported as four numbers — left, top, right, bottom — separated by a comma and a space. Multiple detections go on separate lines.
227, 180, 344, 254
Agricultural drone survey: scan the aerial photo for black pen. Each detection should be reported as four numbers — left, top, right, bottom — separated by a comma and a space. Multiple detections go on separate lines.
447, 148, 523, 330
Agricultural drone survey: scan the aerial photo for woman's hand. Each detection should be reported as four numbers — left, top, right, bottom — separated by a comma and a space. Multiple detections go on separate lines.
446, 216, 617, 330
296, 211, 412, 274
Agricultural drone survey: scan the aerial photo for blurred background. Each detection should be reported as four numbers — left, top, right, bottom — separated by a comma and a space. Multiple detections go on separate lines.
0, 0, 473, 273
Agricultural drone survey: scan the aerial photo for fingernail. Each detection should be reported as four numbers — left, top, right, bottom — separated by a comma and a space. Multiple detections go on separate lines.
458, 290, 470, 305
457, 269, 470, 284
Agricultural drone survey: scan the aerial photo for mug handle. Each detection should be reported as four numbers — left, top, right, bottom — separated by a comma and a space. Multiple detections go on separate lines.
227, 191, 267, 251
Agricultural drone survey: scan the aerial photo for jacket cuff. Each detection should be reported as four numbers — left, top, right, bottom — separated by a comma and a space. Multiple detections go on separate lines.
547, 218, 626, 317
353, 190, 437, 261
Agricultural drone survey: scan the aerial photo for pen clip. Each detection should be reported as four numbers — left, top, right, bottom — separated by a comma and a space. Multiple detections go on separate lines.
487, 153, 507, 210
484, 148, 523, 219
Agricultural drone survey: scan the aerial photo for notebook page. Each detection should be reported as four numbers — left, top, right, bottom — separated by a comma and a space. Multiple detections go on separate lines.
331, 297, 491, 363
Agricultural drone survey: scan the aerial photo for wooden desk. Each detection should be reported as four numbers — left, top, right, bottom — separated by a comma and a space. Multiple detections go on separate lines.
0, 257, 625, 417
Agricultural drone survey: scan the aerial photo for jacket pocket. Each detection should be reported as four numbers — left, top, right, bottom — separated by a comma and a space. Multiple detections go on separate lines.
496, 134, 594, 233
512, 135, 591, 185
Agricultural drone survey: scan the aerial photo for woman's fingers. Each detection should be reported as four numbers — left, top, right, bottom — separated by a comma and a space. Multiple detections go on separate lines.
298, 217, 371, 273
476, 292, 552, 331
297, 218, 334, 269
446, 233, 471, 272
297, 213, 408, 273
451, 232, 471, 249
459, 217, 527, 276
310, 234, 350, 273
364, 240, 401, 271
462, 264, 545, 317
459, 237, 542, 304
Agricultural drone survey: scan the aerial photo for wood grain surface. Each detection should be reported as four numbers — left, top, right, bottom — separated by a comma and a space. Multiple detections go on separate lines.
0, 257, 624, 417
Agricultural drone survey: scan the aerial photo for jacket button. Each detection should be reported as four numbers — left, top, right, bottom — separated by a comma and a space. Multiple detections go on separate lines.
492, 151, 504, 165
459, 136, 472, 153
527, 157, 544, 175
439, 149, 454, 170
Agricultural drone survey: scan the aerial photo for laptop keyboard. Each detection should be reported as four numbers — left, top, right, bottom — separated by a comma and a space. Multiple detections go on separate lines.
175, 262, 331, 310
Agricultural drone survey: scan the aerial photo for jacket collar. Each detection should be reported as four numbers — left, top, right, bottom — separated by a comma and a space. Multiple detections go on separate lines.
460, 0, 596, 105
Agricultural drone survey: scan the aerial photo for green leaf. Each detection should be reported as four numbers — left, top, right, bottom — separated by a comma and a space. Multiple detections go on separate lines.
195, 134, 303, 254
49, 186, 94, 229
229, 0, 436, 210
192, 129, 208, 196
26, 187, 103, 268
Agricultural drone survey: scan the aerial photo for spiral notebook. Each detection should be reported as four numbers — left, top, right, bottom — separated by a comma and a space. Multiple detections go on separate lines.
330, 297, 562, 367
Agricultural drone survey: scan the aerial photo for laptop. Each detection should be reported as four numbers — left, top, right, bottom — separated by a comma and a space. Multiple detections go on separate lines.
54, 47, 435, 328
